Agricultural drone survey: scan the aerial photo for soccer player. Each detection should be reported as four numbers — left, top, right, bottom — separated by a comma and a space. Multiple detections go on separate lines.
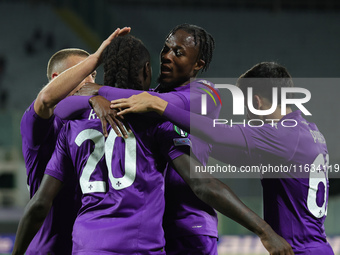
14, 34, 171, 255
113, 62, 334, 255
52, 25, 293, 254
19, 27, 130, 255
154, 24, 219, 255
14, 34, 293, 255
54, 24, 220, 254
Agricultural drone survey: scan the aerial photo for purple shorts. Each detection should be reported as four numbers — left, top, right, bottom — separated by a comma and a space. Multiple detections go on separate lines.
165, 235, 218, 255
294, 242, 334, 255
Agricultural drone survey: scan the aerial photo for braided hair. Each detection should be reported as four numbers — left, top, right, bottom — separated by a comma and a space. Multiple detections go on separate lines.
103, 35, 150, 90
166, 23, 215, 72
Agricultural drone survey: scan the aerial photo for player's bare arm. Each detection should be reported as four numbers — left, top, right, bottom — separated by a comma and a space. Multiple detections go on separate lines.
12, 175, 63, 255
171, 154, 294, 255
34, 27, 130, 119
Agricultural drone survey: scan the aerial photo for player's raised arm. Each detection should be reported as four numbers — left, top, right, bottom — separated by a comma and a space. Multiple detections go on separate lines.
171, 154, 294, 255
12, 175, 63, 255
34, 27, 130, 119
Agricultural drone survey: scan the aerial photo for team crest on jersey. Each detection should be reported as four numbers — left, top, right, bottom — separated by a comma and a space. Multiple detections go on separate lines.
173, 125, 188, 137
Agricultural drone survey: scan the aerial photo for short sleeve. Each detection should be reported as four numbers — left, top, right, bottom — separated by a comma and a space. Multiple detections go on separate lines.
45, 125, 74, 183
153, 121, 191, 163
20, 101, 55, 148
240, 121, 299, 162
54, 96, 93, 120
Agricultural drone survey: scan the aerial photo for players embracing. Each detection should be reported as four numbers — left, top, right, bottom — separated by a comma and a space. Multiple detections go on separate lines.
12, 24, 304, 255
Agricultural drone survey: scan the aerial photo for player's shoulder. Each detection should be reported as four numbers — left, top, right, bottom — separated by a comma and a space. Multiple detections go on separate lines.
261, 110, 304, 134
21, 100, 46, 121
298, 117, 327, 146
23, 101, 35, 114
187, 79, 220, 98
154, 120, 173, 133
242, 113, 301, 151
67, 109, 100, 125
195, 79, 215, 87
63, 110, 101, 131
262, 119, 300, 142
155, 121, 188, 138
20, 100, 57, 137
188, 79, 216, 90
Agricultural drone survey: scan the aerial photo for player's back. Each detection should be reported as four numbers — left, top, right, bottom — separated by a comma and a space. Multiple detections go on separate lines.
20, 101, 79, 255
251, 111, 334, 254
49, 109, 167, 255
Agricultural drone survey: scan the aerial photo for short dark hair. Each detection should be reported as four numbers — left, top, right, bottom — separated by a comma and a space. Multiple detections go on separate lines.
166, 23, 215, 73
103, 35, 150, 90
236, 62, 294, 104
47, 48, 89, 81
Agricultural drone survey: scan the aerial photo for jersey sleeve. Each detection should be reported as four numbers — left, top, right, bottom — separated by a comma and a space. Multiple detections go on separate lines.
163, 103, 300, 165
20, 101, 55, 148
54, 87, 188, 120
153, 121, 191, 162
98, 86, 187, 109
188, 80, 222, 117
54, 96, 93, 120
210, 144, 252, 167
239, 121, 299, 162
163, 103, 248, 149
45, 125, 74, 183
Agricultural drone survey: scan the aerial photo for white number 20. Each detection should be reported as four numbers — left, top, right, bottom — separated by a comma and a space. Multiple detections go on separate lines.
75, 129, 137, 194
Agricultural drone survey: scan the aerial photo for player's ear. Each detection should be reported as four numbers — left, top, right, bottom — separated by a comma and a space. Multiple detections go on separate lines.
253, 95, 261, 109
143, 61, 151, 81
142, 61, 152, 90
194, 59, 205, 73
51, 72, 59, 80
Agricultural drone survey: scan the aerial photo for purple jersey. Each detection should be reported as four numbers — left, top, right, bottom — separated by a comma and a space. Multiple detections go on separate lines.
162, 105, 334, 255
241, 111, 333, 254
45, 110, 190, 254
155, 81, 220, 240
54, 80, 221, 240
55, 80, 218, 122
20, 101, 80, 255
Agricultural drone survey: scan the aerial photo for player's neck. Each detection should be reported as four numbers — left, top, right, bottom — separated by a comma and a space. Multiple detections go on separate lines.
263, 107, 292, 122
180, 75, 199, 87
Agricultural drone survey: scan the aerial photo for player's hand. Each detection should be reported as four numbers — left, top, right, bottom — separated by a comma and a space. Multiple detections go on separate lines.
260, 226, 294, 255
74, 82, 103, 96
89, 96, 131, 138
111, 92, 168, 116
93, 26, 131, 67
